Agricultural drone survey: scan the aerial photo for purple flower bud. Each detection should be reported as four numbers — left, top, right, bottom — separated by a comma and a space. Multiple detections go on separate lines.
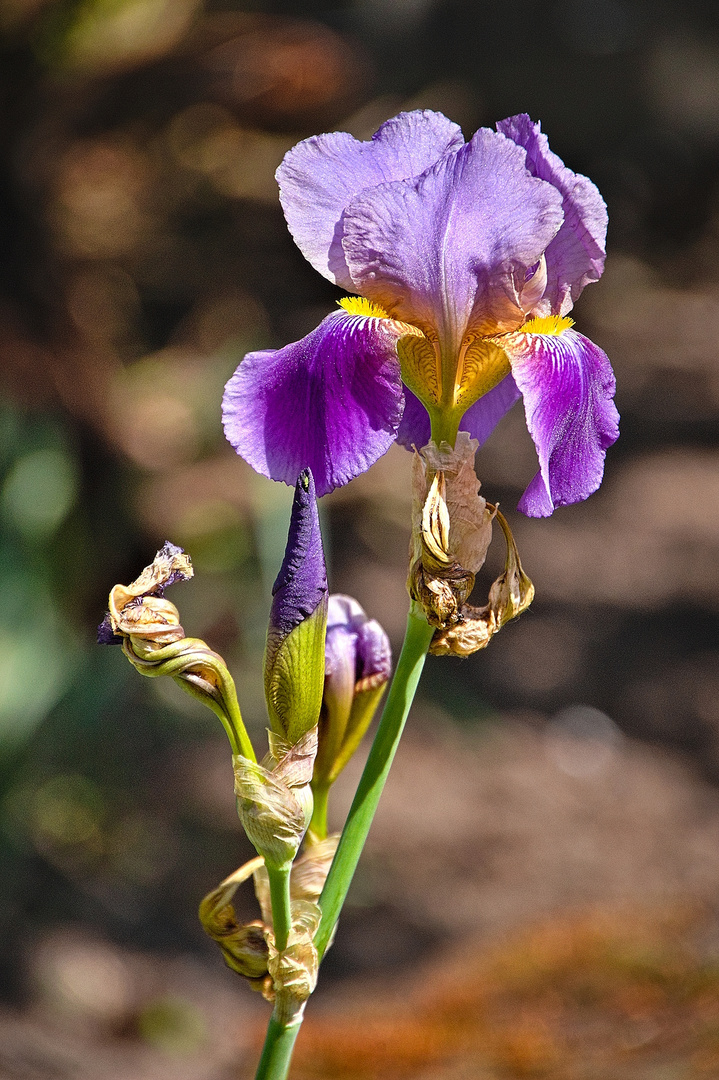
264, 470, 329, 745
269, 470, 328, 641
313, 595, 391, 794
326, 596, 392, 692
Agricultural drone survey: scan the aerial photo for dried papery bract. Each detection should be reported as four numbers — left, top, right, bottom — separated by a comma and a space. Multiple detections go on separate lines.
408, 432, 495, 628
200, 837, 339, 999
234, 727, 318, 870
199, 857, 271, 991
267, 900, 322, 1024
252, 835, 340, 925
430, 508, 535, 656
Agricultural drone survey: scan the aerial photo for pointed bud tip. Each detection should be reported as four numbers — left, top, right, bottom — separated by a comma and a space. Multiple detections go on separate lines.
270, 468, 328, 633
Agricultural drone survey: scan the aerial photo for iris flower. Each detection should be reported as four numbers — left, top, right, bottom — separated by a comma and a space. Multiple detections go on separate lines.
223, 111, 618, 516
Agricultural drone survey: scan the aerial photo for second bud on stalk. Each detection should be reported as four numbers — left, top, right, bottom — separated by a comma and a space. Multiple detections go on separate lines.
310, 596, 391, 840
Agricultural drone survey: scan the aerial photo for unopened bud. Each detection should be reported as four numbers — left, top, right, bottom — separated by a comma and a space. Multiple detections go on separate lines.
265, 470, 328, 745
313, 596, 391, 790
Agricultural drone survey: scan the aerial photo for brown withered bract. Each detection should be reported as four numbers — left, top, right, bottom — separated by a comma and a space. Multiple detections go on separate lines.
408, 433, 495, 629
430, 508, 535, 657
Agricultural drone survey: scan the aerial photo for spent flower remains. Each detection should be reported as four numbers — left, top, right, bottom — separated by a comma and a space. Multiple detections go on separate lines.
101, 111, 618, 1080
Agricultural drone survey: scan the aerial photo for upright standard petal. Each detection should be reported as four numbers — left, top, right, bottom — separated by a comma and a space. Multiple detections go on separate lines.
277, 111, 464, 290
341, 127, 565, 352
501, 323, 619, 517
498, 114, 608, 317
222, 309, 406, 497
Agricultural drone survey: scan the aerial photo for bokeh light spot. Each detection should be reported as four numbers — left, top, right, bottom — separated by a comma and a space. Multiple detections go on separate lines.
1, 448, 78, 538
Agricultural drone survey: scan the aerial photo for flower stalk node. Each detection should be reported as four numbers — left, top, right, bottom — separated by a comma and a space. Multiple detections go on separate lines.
266, 900, 322, 1023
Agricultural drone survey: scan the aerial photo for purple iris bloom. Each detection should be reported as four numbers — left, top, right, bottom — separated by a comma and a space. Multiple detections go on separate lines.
222, 111, 618, 516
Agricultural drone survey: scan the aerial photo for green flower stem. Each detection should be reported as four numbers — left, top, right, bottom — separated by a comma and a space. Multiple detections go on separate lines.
221, 672, 256, 762
267, 863, 292, 953
125, 637, 256, 762
254, 1013, 303, 1080
314, 605, 434, 959
308, 782, 330, 841
429, 409, 461, 448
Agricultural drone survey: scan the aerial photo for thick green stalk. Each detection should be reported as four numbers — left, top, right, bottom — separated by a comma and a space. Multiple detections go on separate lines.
315, 606, 434, 959
267, 863, 292, 953
429, 409, 461, 448
308, 782, 330, 841
254, 1013, 303, 1080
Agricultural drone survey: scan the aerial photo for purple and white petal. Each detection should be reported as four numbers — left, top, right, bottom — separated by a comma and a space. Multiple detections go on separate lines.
222, 310, 405, 497
341, 127, 565, 350
498, 115, 607, 317
459, 372, 522, 447
277, 111, 464, 291
326, 594, 391, 688
502, 328, 619, 517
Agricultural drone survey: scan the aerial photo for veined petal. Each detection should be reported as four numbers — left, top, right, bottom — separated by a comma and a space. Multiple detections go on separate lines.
222, 309, 406, 497
501, 324, 619, 517
277, 111, 464, 290
498, 114, 607, 317
341, 127, 565, 350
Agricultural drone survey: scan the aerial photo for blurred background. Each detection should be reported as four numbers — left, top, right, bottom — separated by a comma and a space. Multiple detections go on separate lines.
3, 0, 719, 1076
